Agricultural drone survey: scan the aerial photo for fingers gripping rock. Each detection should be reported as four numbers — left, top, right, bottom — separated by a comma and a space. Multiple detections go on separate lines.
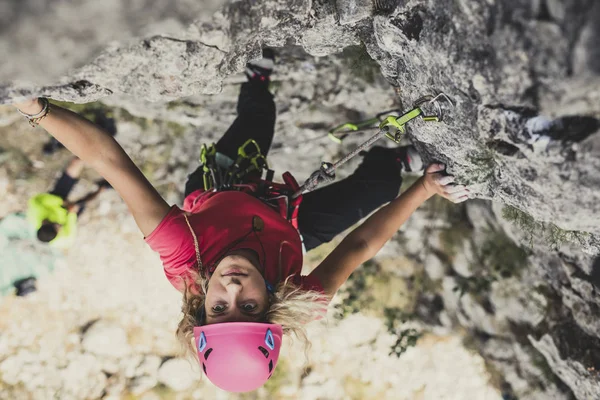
437, 175, 455, 186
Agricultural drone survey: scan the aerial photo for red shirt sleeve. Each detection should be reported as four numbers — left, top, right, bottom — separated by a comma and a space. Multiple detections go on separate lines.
292, 274, 329, 321
145, 206, 197, 291
294, 273, 326, 294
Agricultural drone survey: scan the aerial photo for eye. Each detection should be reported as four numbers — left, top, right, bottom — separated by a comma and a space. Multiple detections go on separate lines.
242, 303, 258, 312
211, 304, 227, 313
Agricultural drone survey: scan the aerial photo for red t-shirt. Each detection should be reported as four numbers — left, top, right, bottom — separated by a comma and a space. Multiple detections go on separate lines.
145, 189, 323, 294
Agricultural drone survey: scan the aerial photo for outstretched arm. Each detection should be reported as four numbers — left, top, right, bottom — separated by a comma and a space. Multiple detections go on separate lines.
14, 99, 170, 236
310, 164, 469, 297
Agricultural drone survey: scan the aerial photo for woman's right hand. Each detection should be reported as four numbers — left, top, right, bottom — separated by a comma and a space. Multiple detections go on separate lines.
12, 97, 171, 236
13, 98, 43, 115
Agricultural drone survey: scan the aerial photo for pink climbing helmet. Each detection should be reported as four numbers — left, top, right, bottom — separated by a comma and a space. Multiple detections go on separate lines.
193, 322, 283, 392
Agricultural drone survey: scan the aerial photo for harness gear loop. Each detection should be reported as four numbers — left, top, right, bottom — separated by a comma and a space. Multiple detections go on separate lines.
200, 144, 218, 191
295, 93, 451, 198
237, 139, 270, 170
225, 139, 271, 186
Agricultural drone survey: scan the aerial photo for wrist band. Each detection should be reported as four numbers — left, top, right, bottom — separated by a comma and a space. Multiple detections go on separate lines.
17, 98, 51, 127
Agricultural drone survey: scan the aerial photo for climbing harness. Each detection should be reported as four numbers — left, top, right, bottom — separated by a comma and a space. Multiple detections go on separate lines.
198, 139, 303, 228
199, 139, 272, 192
294, 93, 453, 198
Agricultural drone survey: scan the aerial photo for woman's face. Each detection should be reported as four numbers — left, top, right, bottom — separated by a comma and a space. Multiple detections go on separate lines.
204, 251, 269, 325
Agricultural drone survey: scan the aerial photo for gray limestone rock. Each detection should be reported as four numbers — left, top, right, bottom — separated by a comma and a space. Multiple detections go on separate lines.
336, 0, 373, 25
2, 0, 597, 247
129, 375, 158, 396
82, 320, 131, 358
0, 0, 222, 84
489, 278, 547, 327
530, 334, 600, 400
1, 0, 600, 398
424, 253, 445, 281
157, 358, 198, 392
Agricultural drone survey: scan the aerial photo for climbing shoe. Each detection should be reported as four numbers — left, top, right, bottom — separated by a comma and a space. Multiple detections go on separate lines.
524, 116, 554, 152
245, 48, 275, 82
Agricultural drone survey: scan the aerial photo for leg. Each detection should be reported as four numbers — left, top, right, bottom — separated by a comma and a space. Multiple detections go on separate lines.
298, 146, 404, 251
215, 81, 276, 159
49, 158, 83, 199
72, 185, 106, 216
550, 116, 599, 142
184, 81, 276, 197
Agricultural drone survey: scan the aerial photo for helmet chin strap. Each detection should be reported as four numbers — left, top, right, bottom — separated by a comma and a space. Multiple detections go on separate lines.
265, 280, 275, 294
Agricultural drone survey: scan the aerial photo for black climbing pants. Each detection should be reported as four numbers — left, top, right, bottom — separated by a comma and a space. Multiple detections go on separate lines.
50, 170, 86, 216
184, 81, 276, 197
298, 146, 403, 251
184, 81, 404, 251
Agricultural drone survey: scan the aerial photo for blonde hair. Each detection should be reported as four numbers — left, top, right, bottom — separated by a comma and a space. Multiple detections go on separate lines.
176, 273, 329, 360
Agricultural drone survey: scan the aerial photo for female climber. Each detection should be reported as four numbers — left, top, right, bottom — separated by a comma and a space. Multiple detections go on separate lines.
12, 49, 470, 393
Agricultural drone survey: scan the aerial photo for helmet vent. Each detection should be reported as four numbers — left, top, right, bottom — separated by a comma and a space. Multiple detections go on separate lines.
268, 360, 273, 373
202, 363, 207, 374
204, 348, 213, 360
198, 332, 207, 352
265, 329, 275, 350
258, 346, 269, 358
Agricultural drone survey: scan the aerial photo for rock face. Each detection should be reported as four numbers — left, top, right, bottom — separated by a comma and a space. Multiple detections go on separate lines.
157, 358, 198, 392
0, 0, 223, 84
1, 0, 599, 246
1, 0, 599, 399
401, 198, 600, 400
82, 320, 131, 358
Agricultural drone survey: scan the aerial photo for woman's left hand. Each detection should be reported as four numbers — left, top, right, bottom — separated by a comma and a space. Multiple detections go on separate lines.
420, 163, 470, 203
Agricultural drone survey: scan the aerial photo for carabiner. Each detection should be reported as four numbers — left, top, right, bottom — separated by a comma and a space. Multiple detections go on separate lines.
238, 139, 262, 159
379, 107, 424, 143
327, 109, 401, 143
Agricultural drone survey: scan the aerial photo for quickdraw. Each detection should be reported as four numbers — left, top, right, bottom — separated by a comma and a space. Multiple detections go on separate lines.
328, 108, 400, 143
294, 93, 453, 198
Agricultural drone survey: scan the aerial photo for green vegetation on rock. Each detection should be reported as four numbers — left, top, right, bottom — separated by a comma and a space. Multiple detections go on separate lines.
384, 307, 422, 358
340, 44, 382, 84
502, 205, 590, 249
454, 228, 529, 299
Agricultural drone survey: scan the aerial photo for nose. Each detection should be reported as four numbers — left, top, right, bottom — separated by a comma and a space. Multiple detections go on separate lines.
225, 278, 243, 295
